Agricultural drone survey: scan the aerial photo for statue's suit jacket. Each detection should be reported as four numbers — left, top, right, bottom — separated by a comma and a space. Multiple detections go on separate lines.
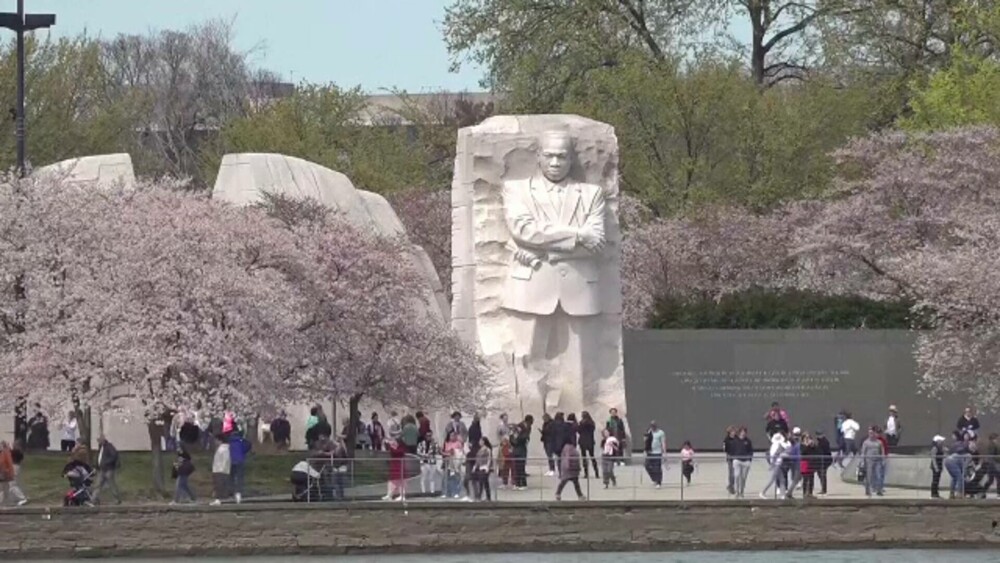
502, 175, 606, 317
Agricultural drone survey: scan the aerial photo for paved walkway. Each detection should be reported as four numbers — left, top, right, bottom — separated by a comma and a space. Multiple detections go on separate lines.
406, 454, 932, 503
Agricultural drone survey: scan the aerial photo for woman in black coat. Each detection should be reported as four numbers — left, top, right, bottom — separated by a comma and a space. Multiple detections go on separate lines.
577, 412, 598, 479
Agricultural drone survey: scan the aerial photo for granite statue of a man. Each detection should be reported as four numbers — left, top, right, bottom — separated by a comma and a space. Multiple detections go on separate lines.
501, 130, 608, 415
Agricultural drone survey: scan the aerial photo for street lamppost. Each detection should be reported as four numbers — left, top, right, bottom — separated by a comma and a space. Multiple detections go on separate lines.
1, 0, 53, 446
0, 0, 54, 177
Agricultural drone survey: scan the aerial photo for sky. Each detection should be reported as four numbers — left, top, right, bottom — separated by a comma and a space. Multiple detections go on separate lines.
20, 0, 484, 93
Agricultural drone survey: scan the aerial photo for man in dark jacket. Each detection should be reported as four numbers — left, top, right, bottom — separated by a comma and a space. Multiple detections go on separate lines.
93, 435, 122, 505
930, 435, 946, 498
815, 430, 833, 495
270, 412, 291, 451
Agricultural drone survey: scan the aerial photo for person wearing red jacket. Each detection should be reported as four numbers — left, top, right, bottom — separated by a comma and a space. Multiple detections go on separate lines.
384, 438, 408, 501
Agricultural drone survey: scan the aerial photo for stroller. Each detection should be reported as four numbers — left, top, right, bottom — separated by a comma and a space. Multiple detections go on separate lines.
290, 460, 323, 502
63, 461, 96, 507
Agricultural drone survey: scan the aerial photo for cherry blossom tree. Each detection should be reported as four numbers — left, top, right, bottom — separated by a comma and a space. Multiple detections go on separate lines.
1, 176, 492, 485
259, 193, 492, 451
621, 205, 803, 327
800, 127, 1000, 408
623, 126, 1000, 409
390, 188, 452, 302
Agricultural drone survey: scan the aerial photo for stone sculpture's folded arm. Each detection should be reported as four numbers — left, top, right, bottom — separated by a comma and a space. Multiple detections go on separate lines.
503, 183, 578, 252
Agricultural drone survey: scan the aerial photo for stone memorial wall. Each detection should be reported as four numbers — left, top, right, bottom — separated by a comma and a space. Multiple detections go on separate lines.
623, 329, 997, 449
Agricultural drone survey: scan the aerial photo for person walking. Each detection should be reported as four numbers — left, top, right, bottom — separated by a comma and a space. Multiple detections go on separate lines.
228, 431, 252, 504
210, 435, 231, 505
555, 437, 585, 501
860, 427, 886, 497
93, 435, 122, 505
731, 427, 753, 498
760, 432, 789, 499
171, 445, 196, 504
601, 429, 619, 489
578, 411, 598, 479
7, 439, 28, 506
930, 434, 945, 499
644, 421, 666, 488
838, 412, 861, 467
0, 441, 27, 506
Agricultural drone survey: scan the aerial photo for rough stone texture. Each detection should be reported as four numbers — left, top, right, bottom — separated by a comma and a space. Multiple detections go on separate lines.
33, 153, 136, 190
212, 152, 448, 322
451, 115, 625, 426
1, 502, 997, 558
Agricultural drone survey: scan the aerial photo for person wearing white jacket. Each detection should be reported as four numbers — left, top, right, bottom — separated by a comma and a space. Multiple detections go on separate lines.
760, 432, 789, 499
209, 437, 231, 506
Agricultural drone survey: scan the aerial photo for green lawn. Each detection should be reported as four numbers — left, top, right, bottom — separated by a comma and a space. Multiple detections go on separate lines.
16, 448, 389, 504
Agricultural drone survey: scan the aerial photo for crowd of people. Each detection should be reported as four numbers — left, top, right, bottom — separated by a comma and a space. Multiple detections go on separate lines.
300, 407, 633, 502
6, 400, 1000, 507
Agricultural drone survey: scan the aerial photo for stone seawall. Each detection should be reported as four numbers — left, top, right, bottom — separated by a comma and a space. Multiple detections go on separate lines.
2, 501, 1000, 558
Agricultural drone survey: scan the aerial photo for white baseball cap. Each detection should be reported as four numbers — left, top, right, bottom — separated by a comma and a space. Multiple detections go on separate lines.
792, 427, 802, 435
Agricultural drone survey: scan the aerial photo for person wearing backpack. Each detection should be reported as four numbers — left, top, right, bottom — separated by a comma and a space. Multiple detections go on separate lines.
171, 445, 196, 504
555, 436, 585, 501
228, 431, 252, 504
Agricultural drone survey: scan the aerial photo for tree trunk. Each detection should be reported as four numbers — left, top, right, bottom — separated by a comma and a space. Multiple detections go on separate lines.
147, 420, 166, 494
750, 5, 767, 87
13, 396, 27, 446
246, 414, 260, 447
347, 394, 362, 455
81, 406, 93, 455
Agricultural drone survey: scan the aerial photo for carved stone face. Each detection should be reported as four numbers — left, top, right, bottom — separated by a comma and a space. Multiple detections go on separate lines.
538, 133, 573, 183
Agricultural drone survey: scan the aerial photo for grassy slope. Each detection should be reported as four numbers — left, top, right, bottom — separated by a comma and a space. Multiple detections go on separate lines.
16, 447, 389, 504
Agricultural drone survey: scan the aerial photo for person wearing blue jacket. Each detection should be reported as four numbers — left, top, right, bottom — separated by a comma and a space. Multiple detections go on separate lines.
228, 431, 252, 504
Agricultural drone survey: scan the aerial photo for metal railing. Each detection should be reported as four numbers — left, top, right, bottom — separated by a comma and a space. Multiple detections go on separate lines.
292, 452, 994, 503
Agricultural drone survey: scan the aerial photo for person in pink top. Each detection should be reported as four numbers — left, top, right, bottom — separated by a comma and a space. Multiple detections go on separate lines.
680, 441, 695, 485
222, 412, 236, 435
764, 402, 789, 425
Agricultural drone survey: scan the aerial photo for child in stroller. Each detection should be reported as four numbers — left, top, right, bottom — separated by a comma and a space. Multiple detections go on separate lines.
63, 459, 96, 507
